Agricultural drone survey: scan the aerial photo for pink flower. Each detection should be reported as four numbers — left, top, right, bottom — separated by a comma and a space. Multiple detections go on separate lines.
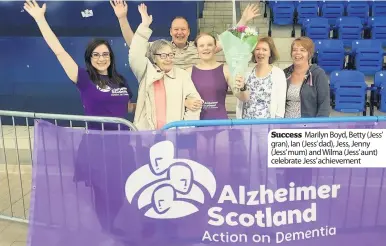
236, 26, 247, 32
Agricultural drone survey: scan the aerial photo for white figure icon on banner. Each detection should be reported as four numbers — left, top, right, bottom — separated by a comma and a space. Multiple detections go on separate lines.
125, 141, 216, 219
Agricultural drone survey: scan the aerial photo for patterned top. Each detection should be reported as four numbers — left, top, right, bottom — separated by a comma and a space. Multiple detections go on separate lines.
285, 83, 302, 118
242, 67, 273, 119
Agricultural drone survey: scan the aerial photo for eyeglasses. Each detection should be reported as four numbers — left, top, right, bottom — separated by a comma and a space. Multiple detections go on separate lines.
91, 52, 110, 59
154, 53, 175, 59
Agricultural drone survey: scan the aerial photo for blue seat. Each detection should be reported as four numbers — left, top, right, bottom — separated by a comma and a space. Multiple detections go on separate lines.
268, 1, 276, 8
370, 71, 386, 115
349, 39, 384, 75
320, 2, 345, 26
269, 1, 296, 37
302, 17, 330, 40
314, 39, 346, 73
371, 1, 386, 17
368, 17, 386, 47
296, 1, 319, 25
334, 83, 368, 114
330, 70, 368, 115
318, 1, 348, 7
346, 1, 369, 25
271, 2, 295, 25
335, 17, 363, 48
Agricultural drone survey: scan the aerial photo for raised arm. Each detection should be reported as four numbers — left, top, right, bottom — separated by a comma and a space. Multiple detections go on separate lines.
128, 3, 153, 82
24, 0, 78, 83
110, 0, 134, 47
237, 4, 260, 26
215, 4, 260, 53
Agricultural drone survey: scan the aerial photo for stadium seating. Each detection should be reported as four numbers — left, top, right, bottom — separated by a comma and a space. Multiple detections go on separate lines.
371, 1, 386, 17
301, 17, 330, 40
348, 39, 385, 75
321, 2, 345, 26
368, 16, 386, 46
370, 71, 386, 115
334, 17, 363, 48
295, 1, 319, 25
268, 1, 296, 37
267, 0, 386, 50
267, 0, 377, 28
314, 39, 346, 73
330, 70, 368, 115
346, 1, 369, 25
286, 1, 386, 93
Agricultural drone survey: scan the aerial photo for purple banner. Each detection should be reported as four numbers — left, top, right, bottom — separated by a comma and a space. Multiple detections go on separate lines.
28, 120, 386, 246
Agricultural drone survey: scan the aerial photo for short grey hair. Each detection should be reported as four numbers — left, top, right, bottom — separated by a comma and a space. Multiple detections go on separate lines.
147, 39, 173, 64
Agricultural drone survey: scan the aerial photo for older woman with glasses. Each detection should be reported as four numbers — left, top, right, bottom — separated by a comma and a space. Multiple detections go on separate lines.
129, 4, 201, 130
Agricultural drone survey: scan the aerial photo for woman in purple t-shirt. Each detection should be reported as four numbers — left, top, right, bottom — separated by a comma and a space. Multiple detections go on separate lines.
24, 0, 135, 240
24, 0, 134, 130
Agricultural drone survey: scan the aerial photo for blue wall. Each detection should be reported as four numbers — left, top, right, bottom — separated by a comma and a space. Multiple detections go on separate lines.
0, 1, 199, 37
0, 1, 201, 124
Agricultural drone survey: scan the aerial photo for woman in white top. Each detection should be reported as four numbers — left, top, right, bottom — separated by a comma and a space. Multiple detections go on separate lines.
236, 37, 287, 119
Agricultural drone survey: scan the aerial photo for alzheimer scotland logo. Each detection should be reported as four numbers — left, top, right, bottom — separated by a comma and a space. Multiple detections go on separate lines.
125, 141, 217, 219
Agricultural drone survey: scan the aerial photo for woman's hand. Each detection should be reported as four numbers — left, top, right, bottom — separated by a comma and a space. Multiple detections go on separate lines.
138, 3, 153, 27
185, 98, 203, 111
240, 4, 260, 24
110, 0, 128, 20
234, 75, 246, 90
24, 0, 46, 21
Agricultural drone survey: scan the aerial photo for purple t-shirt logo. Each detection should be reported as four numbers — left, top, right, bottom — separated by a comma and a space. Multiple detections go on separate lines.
76, 68, 131, 130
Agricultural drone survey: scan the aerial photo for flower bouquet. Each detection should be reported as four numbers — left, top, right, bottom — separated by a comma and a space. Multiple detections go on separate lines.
218, 25, 259, 92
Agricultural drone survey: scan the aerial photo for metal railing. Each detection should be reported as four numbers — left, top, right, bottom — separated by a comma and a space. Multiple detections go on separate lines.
161, 116, 385, 129
2, 111, 386, 236
0, 110, 136, 224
